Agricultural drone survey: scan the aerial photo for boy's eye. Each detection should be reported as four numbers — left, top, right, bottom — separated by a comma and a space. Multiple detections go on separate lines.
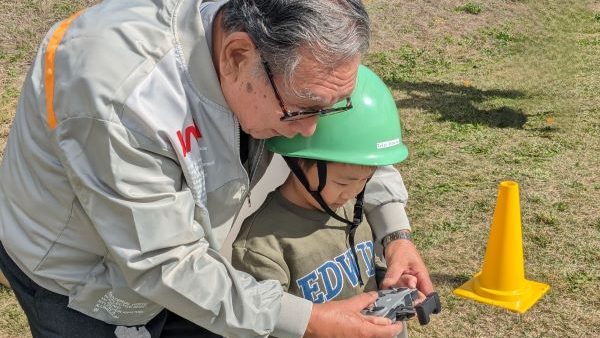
334, 181, 349, 187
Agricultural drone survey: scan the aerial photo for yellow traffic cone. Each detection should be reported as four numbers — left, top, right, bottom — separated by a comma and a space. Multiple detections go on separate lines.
453, 181, 550, 313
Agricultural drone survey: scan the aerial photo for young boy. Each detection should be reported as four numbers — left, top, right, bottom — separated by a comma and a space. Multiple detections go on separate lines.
232, 65, 414, 335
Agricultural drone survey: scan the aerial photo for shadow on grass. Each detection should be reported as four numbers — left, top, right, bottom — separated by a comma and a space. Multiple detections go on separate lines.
389, 81, 528, 128
429, 272, 471, 289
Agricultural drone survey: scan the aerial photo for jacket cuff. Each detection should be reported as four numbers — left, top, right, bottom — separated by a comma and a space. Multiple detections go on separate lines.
367, 202, 411, 243
272, 293, 313, 338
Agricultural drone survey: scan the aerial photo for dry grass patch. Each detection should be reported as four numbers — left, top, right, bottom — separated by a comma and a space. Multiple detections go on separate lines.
366, 1, 600, 337
0, 287, 30, 338
0, 0, 97, 138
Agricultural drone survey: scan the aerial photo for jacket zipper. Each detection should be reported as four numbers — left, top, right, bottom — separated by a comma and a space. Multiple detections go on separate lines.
234, 117, 265, 207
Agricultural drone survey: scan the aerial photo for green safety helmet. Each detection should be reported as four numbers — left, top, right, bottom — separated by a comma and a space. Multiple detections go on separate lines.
267, 64, 408, 166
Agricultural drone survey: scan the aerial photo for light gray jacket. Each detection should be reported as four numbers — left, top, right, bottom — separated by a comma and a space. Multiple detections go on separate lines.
0, 0, 410, 337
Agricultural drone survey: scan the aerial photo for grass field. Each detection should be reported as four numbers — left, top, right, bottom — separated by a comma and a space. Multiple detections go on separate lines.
1, 1, 599, 337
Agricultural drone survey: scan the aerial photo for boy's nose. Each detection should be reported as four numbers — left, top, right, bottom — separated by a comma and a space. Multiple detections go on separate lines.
345, 184, 366, 201
340, 191, 353, 201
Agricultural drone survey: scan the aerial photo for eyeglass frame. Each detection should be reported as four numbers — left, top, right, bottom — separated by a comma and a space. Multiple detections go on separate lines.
261, 60, 353, 122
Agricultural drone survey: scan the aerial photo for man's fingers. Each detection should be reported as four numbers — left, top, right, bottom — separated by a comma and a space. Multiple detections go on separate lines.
413, 291, 427, 305
345, 291, 379, 310
381, 272, 417, 289
306, 296, 405, 338
379, 266, 403, 289
362, 315, 392, 326
363, 320, 404, 337
355, 318, 404, 337
380, 265, 412, 289
416, 270, 435, 295
400, 274, 417, 288
382, 270, 436, 298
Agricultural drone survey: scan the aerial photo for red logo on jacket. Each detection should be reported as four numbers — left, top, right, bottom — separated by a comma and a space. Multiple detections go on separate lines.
177, 123, 202, 157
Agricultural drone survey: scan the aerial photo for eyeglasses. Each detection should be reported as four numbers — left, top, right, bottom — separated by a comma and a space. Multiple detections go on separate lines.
261, 60, 353, 121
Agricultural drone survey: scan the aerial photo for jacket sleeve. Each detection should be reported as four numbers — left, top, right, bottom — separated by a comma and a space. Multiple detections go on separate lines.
53, 117, 309, 338
363, 165, 411, 244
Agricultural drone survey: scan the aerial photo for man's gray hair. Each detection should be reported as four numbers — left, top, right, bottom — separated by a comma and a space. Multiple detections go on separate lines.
221, 0, 370, 85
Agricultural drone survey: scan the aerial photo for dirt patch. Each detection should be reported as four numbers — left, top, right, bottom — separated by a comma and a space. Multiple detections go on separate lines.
366, 0, 533, 52
589, 2, 600, 12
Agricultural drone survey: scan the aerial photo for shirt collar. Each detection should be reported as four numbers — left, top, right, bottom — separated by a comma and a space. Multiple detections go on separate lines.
174, 0, 230, 109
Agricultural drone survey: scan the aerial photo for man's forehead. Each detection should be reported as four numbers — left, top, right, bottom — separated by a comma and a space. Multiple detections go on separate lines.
288, 56, 360, 104
291, 87, 328, 104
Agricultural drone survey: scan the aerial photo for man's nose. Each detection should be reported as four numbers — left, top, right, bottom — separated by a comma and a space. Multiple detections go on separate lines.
294, 116, 319, 137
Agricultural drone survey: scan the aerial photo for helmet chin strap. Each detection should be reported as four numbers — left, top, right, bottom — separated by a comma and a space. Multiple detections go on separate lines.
283, 157, 367, 286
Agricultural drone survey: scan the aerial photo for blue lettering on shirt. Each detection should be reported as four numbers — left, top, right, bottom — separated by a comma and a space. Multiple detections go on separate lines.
334, 250, 360, 287
317, 261, 343, 300
356, 241, 375, 277
296, 270, 325, 303
296, 240, 376, 302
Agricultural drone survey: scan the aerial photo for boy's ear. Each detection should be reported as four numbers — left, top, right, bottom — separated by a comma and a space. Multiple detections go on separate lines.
219, 32, 258, 81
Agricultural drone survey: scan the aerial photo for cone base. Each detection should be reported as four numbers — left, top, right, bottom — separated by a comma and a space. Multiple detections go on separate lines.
453, 274, 550, 314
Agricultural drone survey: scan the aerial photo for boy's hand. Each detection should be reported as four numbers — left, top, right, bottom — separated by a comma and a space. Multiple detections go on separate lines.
381, 239, 434, 296
304, 292, 403, 338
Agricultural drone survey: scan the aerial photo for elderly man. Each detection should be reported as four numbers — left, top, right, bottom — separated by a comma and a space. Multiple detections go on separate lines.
0, 0, 433, 337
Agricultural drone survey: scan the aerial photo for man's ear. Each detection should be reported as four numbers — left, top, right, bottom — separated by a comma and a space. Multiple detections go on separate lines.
219, 32, 257, 81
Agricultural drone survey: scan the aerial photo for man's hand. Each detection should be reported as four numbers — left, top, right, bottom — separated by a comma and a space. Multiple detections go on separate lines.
380, 238, 434, 295
303, 292, 403, 338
